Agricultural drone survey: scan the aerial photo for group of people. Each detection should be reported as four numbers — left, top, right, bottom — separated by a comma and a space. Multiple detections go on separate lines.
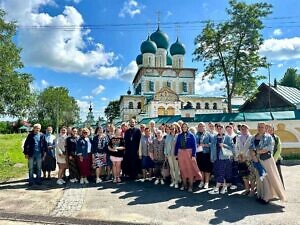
23, 118, 287, 204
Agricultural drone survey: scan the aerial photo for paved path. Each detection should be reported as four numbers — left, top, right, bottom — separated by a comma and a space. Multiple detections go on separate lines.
0, 165, 299, 225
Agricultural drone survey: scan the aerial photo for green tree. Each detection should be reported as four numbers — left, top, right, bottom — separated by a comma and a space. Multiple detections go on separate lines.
29, 87, 80, 130
279, 68, 300, 89
193, 0, 272, 113
0, 9, 33, 117
104, 100, 120, 123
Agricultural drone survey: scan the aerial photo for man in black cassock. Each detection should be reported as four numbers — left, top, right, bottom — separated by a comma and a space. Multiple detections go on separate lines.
123, 118, 142, 179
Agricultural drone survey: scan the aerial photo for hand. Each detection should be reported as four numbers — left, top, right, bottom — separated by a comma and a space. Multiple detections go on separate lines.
69, 155, 73, 160
79, 156, 83, 162
219, 143, 223, 148
191, 156, 196, 161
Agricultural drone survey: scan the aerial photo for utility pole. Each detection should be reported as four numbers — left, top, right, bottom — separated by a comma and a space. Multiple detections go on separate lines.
267, 63, 273, 120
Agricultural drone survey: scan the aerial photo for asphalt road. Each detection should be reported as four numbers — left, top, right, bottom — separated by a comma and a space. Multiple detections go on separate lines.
0, 165, 299, 225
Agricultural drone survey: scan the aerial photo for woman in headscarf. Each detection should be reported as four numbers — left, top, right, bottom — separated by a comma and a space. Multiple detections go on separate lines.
174, 123, 202, 192
250, 122, 287, 204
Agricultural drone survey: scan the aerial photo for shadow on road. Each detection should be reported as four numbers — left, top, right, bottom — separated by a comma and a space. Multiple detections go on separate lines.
0, 178, 285, 225
97, 180, 285, 225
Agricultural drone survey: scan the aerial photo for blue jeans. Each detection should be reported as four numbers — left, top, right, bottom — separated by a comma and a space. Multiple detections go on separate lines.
28, 154, 42, 183
252, 161, 266, 178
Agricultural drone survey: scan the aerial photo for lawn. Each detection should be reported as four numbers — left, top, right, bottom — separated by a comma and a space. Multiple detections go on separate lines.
0, 133, 28, 181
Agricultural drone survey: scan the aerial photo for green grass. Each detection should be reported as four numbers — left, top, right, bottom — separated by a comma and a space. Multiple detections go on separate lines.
0, 133, 28, 181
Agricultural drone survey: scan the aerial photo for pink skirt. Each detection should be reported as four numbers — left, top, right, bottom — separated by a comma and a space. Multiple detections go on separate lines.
77, 153, 92, 177
110, 156, 123, 162
178, 149, 202, 182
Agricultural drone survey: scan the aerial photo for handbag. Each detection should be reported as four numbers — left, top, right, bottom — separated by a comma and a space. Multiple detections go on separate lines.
161, 160, 170, 178
221, 148, 233, 157
259, 151, 271, 161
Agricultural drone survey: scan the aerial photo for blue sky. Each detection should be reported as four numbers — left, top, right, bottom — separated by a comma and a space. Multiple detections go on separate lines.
1, 0, 300, 120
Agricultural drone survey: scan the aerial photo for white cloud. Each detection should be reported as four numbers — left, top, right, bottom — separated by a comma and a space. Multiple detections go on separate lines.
119, 0, 144, 18
101, 97, 108, 101
120, 60, 138, 82
260, 37, 300, 61
273, 28, 282, 36
195, 73, 225, 96
92, 85, 105, 95
1, 0, 118, 79
41, 79, 49, 88
82, 95, 93, 100
76, 99, 89, 109
277, 63, 284, 68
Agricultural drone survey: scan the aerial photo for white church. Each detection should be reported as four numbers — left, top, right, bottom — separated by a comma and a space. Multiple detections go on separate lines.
119, 26, 225, 122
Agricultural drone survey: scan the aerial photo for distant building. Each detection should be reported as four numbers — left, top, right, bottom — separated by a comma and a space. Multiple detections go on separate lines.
119, 26, 225, 122
239, 82, 300, 112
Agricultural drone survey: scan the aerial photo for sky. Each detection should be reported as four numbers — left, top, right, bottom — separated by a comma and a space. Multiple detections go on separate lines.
0, 0, 300, 121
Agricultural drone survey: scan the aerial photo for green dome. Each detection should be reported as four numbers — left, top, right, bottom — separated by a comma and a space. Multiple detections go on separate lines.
150, 26, 169, 49
167, 53, 172, 65
170, 38, 186, 55
136, 54, 142, 65
140, 35, 157, 54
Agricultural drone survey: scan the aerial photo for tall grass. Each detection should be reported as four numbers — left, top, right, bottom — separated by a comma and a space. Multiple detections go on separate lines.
0, 133, 28, 181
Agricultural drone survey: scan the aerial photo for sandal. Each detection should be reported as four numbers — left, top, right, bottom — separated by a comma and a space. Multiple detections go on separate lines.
117, 177, 121, 183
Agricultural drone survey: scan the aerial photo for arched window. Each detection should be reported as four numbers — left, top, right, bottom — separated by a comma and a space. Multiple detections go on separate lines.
205, 102, 209, 109
213, 103, 217, 110
158, 106, 165, 116
129, 102, 133, 109
196, 102, 201, 109
167, 81, 171, 88
137, 102, 142, 109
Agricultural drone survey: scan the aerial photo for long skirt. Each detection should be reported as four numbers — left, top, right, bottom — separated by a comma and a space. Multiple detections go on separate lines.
256, 156, 287, 202
196, 152, 213, 173
76, 153, 92, 177
68, 157, 80, 180
42, 154, 56, 172
178, 149, 202, 182
213, 159, 232, 184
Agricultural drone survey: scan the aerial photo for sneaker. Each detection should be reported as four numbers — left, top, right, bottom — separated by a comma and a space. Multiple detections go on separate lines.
209, 188, 219, 195
154, 179, 159, 185
84, 178, 89, 184
260, 172, 268, 181
113, 178, 117, 183
96, 178, 102, 184
180, 186, 185, 191
229, 185, 237, 190
74, 178, 78, 182
140, 178, 145, 182
204, 183, 209, 189
80, 178, 84, 184
169, 182, 175, 187
174, 183, 179, 189
69, 178, 76, 183
57, 179, 64, 185
198, 181, 204, 188
160, 179, 165, 185
188, 187, 193, 192
61, 179, 66, 184
220, 186, 228, 194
